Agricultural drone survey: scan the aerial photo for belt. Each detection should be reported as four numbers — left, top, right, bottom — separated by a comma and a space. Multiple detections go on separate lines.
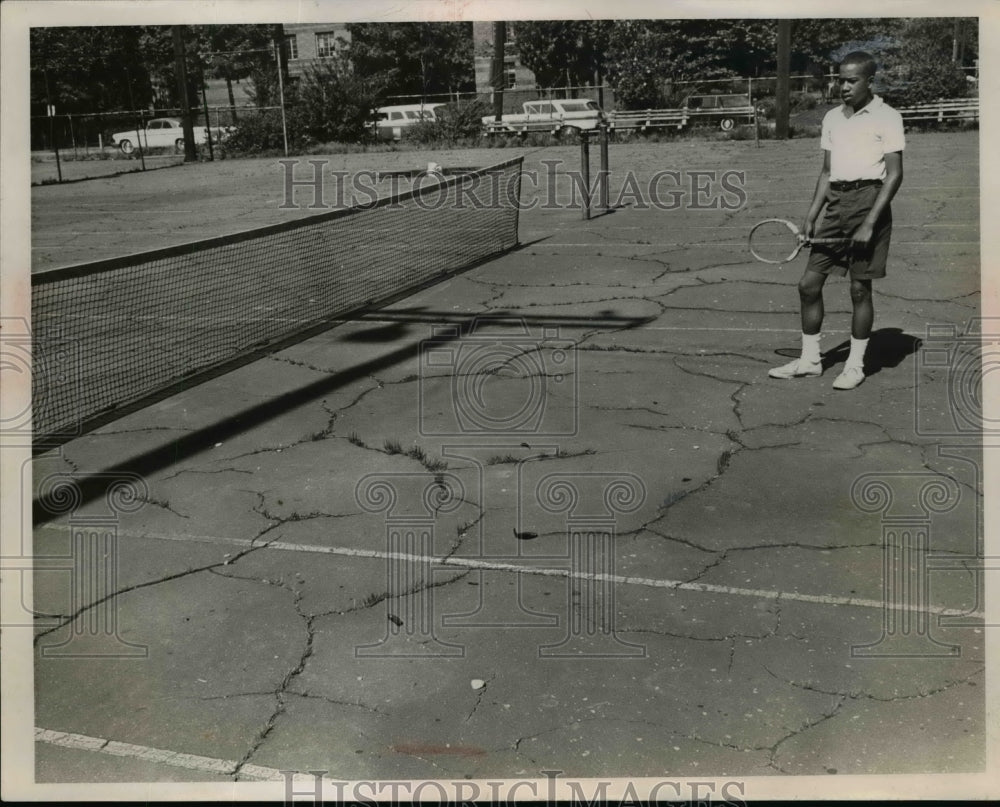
829, 179, 882, 191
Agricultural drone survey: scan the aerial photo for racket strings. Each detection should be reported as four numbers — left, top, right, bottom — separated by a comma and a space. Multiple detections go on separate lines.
748, 220, 803, 264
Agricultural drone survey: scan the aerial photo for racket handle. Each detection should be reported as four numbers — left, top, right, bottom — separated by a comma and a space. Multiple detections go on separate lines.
807, 237, 852, 245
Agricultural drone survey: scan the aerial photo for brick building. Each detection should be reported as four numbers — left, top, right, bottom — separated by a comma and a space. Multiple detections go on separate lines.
472, 21, 537, 92
283, 23, 352, 78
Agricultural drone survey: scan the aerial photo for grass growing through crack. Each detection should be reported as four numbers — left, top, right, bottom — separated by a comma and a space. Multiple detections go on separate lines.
486, 454, 521, 465
384, 438, 448, 471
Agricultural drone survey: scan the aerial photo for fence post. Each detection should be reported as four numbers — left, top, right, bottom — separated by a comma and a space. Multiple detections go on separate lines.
580, 130, 591, 221
599, 123, 609, 212
47, 106, 62, 183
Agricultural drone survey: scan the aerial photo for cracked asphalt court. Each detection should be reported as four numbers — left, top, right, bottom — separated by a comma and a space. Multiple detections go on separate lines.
14, 129, 992, 796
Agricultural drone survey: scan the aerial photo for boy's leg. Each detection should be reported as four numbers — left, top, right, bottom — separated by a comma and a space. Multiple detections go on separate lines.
832, 186, 889, 390
769, 269, 828, 378
800, 268, 828, 336
850, 277, 874, 339
833, 278, 874, 389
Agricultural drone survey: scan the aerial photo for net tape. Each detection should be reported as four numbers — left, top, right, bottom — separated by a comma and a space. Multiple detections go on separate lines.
31, 157, 523, 446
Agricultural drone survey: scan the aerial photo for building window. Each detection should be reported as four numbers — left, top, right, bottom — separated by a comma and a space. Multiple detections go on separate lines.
284, 35, 298, 60
504, 59, 517, 89
316, 32, 339, 58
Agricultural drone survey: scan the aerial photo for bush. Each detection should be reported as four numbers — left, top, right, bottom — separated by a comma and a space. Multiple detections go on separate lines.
755, 97, 777, 120
790, 92, 819, 112
294, 59, 386, 144
220, 109, 313, 156
880, 65, 969, 108
404, 98, 491, 146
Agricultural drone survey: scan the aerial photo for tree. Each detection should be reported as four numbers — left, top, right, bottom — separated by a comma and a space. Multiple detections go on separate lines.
792, 18, 904, 74
30, 27, 151, 113
877, 18, 975, 105
512, 21, 613, 89
603, 20, 742, 108
346, 22, 475, 100
192, 25, 274, 121
292, 54, 390, 143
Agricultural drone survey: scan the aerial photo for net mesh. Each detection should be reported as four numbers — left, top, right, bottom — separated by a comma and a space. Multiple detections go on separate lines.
31, 157, 523, 446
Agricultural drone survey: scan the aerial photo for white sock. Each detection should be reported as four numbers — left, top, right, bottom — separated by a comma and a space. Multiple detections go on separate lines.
801, 332, 822, 364
847, 337, 869, 369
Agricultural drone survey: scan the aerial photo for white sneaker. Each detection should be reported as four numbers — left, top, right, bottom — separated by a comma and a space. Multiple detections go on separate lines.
833, 365, 865, 390
768, 358, 822, 379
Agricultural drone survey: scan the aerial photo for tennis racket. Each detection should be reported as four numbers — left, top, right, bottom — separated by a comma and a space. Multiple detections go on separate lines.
748, 218, 851, 265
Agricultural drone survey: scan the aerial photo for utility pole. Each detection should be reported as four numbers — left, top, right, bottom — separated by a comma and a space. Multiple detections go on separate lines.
172, 26, 197, 161
492, 21, 506, 122
272, 24, 289, 157
43, 62, 62, 182
775, 19, 791, 140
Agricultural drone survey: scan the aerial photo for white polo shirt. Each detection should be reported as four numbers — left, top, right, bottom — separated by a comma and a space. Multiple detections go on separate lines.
821, 95, 905, 182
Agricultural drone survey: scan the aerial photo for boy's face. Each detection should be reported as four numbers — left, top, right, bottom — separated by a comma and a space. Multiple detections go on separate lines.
839, 62, 873, 109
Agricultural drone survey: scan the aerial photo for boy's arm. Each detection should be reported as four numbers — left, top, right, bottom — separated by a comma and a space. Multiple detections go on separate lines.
851, 151, 903, 248
802, 150, 831, 240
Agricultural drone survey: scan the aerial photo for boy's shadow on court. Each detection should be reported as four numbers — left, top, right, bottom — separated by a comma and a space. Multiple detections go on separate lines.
776, 327, 922, 377
823, 328, 922, 376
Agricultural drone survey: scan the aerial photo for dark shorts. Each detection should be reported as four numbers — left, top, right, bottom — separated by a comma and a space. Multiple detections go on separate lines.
806, 184, 892, 280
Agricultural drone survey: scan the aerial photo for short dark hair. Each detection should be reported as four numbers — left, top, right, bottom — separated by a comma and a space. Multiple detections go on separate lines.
840, 51, 877, 78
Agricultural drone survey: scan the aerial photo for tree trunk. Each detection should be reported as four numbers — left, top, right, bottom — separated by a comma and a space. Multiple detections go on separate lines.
775, 20, 791, 140
225, 72, 238, 124
172, 25, 197, 162
492, 21, 505, 121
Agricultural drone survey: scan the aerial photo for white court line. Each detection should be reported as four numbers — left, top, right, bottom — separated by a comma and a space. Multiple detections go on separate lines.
35, 523, 984, 620
34, 728, 282, 781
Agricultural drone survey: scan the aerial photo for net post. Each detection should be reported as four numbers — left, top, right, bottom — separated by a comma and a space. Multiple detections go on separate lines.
599, 123, 610, 212
580, 130, 591, 221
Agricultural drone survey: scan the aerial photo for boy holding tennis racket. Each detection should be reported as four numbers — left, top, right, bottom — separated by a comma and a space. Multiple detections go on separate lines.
769, 51, 904, 390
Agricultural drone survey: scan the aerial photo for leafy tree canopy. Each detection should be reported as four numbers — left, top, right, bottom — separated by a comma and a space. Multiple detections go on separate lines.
511, 21, 612, 88
30, 24, 275, 114
346, 22, 475, 99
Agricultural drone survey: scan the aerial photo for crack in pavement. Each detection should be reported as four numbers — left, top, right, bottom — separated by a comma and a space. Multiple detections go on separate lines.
579, 344, 772, 365
132, 495, 189, 519
160, 466, 255, 482
464, 275, 656, 291
500, 713, 796, 761
618, 615, 780, 645
33, 527, 282, 645
763, 698, 847, 773
443, 511, 487, 560
228, 576, 316, 777
875, 288, 980, 304
320, 567, 472, 620
465, 674, 497, 722
195, 688, 387, 716
763, 664, 985, 703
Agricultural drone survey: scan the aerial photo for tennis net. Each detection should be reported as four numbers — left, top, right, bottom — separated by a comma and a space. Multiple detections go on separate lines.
31, 156, 523, 448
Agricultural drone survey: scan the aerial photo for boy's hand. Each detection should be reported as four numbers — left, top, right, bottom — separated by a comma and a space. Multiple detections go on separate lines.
851, 222, 875, 250
801, 219, 815, 241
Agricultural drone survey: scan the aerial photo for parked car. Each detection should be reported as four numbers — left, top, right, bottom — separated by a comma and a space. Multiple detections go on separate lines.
681, 94, 755, 130
110, 118, 230, 154
482, 98, 605, 134
370, 104, 444, 142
